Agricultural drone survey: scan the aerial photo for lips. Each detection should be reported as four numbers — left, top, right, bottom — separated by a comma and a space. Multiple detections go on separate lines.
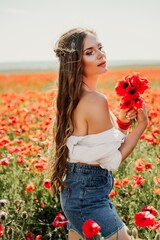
97, 61, 106, 67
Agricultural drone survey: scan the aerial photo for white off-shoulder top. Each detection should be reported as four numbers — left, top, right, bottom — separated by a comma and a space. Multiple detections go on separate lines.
66, 127, 126, 171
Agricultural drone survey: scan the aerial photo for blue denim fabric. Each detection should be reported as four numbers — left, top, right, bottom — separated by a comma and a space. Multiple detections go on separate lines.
60, 163, 124, 239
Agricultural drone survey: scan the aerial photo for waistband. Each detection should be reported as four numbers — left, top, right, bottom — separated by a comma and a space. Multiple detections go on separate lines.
67, 162, 111, 176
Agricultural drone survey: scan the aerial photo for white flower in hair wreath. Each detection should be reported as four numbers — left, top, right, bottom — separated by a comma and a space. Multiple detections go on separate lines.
70, 39, 76, 52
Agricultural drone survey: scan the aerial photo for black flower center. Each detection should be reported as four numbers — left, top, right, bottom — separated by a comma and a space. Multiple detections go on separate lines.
125, 100, 131, 106
123, 83, 129, 89
129, 89, 136, 94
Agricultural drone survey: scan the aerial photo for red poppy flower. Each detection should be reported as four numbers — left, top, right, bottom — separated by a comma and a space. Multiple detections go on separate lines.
120, 95, 134, 109
122, 177, 129, 186
26, 183, 36, 192
148, 221, 160, 230
43, 179, 51, 189
133, 175, 145, 187
128, 87, 137, 97
0, 138, 10, 146
40, 202, 45, 208
154, 176, 160, 185
109, 189, 118, 199
114, 179, 122, 188
0, 224, 3, 237
34, 162, 47, 170
17, 158, 25, 164
145, 162, 152, 170
115, 77, 130, 96
135, 158, 145, 172
25, 232, 34, 240
52, 213, 68, 227
141, 206, 158, 217
35, 235, 42, 240
115, 72, 150, 110
134, 96, 144, 109
82, 219, 101, 238
0, 158, 10, 166
129, 73, 150, 94
134, 211, 156, 227
153, 188, 160, 194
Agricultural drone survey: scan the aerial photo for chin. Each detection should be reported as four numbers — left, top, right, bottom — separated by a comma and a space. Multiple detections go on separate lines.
99, 68, 107, 74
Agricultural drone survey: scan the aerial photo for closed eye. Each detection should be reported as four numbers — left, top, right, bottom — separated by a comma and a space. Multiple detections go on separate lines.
84, 44, 104, 55
86, 50, 94, 55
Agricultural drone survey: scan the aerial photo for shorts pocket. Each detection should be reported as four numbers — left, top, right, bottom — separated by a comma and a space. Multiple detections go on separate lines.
83, 175, 109, 190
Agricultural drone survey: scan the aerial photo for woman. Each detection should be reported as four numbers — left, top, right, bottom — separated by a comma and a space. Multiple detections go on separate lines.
50, 28, 148, 240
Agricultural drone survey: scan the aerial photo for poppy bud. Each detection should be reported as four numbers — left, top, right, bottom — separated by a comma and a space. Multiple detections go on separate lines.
0, 211, 7, 220
131, 227, 138, 238
21, 211, 28, 219
0, 199, 7, 207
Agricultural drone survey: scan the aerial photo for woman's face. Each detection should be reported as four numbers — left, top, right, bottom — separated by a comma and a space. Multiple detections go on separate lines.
82, 34, 107, 77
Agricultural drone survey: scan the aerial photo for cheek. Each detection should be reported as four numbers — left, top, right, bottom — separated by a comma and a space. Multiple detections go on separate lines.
83, 57, 97, 74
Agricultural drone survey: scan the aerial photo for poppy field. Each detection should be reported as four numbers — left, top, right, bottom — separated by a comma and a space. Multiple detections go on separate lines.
0, 67, 160, 240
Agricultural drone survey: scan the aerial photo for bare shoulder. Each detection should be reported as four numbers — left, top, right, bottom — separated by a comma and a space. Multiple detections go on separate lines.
78, 92, 113, 134
81, 92, 107, 104
80, 91, 108, 111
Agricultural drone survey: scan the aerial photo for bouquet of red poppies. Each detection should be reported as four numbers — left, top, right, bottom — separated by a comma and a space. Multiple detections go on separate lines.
115, 72, 150, 110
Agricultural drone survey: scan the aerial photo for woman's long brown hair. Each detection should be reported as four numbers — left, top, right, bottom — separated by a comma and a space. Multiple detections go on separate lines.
50, 28, 96, 195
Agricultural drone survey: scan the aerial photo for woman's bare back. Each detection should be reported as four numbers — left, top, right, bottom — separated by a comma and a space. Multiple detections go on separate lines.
72, 91, 113, 136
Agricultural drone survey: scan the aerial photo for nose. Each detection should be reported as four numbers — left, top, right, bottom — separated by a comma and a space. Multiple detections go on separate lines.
97, 49, 106, 59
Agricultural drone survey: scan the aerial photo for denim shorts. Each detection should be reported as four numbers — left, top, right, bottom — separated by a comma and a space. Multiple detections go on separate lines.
60, 163, 124, 239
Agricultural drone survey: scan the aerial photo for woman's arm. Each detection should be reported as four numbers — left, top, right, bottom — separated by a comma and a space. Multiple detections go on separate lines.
109, 110, 128, 135
119, 103, 148, 162
82, 93, 148, 163
109, 108, 137, 135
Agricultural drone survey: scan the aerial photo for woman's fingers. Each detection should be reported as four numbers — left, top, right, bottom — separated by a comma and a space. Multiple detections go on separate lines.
120, 103, 148, 122
126, 108, 137, 120
127, 114, 137, 120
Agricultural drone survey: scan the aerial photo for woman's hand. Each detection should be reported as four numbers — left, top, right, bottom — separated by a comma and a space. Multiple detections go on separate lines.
118, 108, 137, 123
137, 102, 148, 126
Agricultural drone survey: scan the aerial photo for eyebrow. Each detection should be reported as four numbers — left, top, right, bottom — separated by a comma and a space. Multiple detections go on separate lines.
83, 43, 102, 52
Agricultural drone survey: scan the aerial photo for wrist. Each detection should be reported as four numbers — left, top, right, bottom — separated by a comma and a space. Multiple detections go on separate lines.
117, 118, 130, 130
137, 121, 148, 129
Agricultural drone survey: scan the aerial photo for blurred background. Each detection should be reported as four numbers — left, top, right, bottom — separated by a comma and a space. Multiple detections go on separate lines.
0, 0, 160, 71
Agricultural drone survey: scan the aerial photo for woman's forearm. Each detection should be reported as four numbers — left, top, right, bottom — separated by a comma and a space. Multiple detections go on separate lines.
109, 110, 128, 134
119, 122, 147, 161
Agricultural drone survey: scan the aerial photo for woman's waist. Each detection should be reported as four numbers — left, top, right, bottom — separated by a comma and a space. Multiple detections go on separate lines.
67, 162, 112, 176
65, 163, 114, 191
76, 161, 99, 166
68, 158, 101, 167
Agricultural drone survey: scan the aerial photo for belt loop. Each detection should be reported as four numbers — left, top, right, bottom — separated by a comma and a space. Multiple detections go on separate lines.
69, 163, 75, 172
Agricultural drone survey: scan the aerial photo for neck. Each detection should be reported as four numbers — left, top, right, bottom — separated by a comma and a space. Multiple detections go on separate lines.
82, 75, 98, 92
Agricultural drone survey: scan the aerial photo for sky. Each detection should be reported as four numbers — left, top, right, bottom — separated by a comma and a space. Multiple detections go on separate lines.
0, 0, 160, 63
